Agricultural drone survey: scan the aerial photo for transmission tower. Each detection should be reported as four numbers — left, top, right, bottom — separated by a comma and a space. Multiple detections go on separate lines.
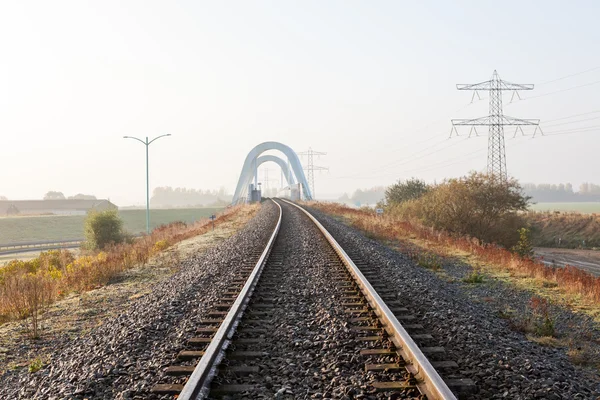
298, 147, 328, 199
451, 70, 542, 181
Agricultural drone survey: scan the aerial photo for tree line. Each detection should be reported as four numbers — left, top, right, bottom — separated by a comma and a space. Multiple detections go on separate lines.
523, 183, 600, 202
150, 187, 231, 208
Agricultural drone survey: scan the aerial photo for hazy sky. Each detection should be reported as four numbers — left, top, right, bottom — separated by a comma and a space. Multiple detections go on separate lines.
1, 1, 600, 205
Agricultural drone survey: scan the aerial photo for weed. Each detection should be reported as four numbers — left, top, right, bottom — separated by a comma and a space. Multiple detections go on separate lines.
417, 253, 442, 271
463, 271, 484, 284
28, 357, 43, 373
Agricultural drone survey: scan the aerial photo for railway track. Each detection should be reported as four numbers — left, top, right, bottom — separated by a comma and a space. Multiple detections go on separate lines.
150, 199, 474, 399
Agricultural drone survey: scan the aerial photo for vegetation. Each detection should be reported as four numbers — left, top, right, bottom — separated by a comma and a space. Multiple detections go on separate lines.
529, 202, 600, 214
524, 182, 600, 202
416, 253, 442, 271
387, 172, 530, 248
509, 296, 556, 337
463, 270, 484, 284
337, 186, 386, 207
150, 186, 231, 207
512, 228, 534, 258
526, 211, 600, 248
384, 178, 430, 205
84, 210, 125, 250
0, 208, 223, 244
0, 206, 242, 336
43, 191, 66, 200
28, 357, 44, 373
307, 201, 600, 304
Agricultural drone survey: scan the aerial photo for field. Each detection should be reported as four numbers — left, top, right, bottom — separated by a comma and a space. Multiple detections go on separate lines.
0, 208, 223, 244
529, 202, 600, 213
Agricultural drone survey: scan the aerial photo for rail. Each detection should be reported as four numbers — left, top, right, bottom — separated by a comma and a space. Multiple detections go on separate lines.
177, 199, 283, 400
0, 239, 84, 255
282, 199, 457, 400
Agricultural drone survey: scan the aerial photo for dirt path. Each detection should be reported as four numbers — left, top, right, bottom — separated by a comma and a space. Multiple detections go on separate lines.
0, 204, 258, 375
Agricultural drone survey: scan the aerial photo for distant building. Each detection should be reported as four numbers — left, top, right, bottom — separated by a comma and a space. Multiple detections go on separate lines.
0, 199, 118, 216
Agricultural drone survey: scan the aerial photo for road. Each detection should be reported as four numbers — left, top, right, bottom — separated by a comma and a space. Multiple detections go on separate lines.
535, 247, 600, 277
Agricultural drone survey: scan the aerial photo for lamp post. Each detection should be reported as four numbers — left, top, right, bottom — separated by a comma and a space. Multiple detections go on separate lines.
123, 134, 171, 234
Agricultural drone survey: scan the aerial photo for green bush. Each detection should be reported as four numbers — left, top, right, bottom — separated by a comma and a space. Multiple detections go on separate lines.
385, 178, 429, 205
463, 270, 484, 283
84, 210, 124, 250
389, 172, 530, 248
512, 227, 534, 259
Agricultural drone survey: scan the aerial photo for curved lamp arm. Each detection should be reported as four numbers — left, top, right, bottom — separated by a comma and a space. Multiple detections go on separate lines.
148, 133, 171, 145
123, 136, 147, 145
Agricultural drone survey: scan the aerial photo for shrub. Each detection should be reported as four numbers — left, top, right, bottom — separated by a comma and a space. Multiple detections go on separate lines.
463, 270, 484, 283
512, 227, 534, 259
28, 357, 44, 373
152, 240, 170, 253
84, 210, 124, 250
385, 178, 429, 205
390, 172, 530, 248
417, 253, 442, 271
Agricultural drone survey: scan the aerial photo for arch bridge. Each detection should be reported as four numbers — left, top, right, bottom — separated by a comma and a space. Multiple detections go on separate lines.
232, 141, 312, 204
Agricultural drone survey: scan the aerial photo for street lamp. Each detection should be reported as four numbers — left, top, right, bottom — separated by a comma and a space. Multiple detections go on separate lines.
123, 134, 171, 234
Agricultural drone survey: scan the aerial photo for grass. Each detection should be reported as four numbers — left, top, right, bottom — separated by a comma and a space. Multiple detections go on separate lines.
526, 210, 600, 248
28, 357, 44, 373
0, 205, 250, 337
306, 201, 600, 307
530, 202, 600, 214
463, 271, 485, 283
0, 208, 223, 244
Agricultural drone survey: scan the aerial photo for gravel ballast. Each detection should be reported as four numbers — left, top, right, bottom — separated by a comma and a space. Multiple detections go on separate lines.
306, 206, 600, 400
0, 202, 279, 400
207, 200, 419, 399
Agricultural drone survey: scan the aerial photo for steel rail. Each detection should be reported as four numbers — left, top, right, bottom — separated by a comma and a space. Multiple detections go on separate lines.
282, 199, 457, 400
178, 199, 283, 400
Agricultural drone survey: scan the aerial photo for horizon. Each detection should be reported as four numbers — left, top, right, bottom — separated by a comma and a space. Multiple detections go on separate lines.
1, 1, 599, 204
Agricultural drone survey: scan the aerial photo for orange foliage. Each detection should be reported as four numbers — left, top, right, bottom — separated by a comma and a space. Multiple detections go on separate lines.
309, 202, 600, 303
0, 206, 242, 326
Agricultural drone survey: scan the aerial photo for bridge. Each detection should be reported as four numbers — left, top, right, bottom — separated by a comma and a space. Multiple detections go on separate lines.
232, 141, 312, 204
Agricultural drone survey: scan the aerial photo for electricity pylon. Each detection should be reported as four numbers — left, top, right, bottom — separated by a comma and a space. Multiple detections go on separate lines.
298, 148, 328, 199
451, 70, 542, 181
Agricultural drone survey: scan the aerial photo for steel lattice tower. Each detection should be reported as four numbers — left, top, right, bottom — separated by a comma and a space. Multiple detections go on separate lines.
451, 70, 541, 181
298, 148, 328, 199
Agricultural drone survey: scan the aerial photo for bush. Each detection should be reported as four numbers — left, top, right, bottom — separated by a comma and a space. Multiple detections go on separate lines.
385, 178, 429, 205
84, 210, 124, 250
463, 270, 484, 283
390, 172, 530, 248
512, 228, 534, 259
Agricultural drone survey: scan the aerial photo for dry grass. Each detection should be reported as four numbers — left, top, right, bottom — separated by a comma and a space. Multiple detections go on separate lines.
0, 205, 251, 337
307, 202, 600, 305
527, 210, 600, 248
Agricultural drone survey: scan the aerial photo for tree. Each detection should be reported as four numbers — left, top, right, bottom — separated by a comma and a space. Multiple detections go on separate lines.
396, 172, 530, 248
385, 178, 429, 205
68, 194, 97, 200
44, 191, 65, 200
84, 210, 124, 250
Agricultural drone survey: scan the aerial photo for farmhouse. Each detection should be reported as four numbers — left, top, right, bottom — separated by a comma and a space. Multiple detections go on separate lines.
0, 199, 118, 216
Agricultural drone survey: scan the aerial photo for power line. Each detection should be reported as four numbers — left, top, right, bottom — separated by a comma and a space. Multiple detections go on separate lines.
452, 70, 540, 181
542, 109, 600, 123
298, 148, 328, 199
542, 115, 600, 128
519, 79, 600, 101
537, 65, 600, 86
